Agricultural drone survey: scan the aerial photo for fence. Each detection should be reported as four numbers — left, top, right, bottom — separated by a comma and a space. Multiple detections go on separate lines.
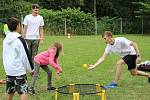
0, 17, 149, 36
44, 17, 150, 35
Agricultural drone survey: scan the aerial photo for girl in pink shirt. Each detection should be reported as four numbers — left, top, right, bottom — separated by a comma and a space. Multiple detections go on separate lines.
29, 42, 63, 95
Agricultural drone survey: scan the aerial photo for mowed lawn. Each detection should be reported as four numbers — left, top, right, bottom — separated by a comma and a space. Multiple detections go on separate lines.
0, 35, 150, 100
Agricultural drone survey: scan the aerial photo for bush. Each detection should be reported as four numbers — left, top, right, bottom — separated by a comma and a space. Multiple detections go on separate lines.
39, 7, 95, 35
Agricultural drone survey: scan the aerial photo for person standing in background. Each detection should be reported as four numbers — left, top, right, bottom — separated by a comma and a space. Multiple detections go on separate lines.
3, 20, 10, 35
23, 3, 44, 66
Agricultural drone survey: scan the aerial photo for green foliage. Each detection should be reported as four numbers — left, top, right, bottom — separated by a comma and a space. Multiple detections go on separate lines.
98, 16, 121, 34
0, 0, 149, 34
0, 0, 31, 18
0, 0, 32, 35
0, 23, 4, 35
39, 0, 84, 10
133, 1, 150, 33
40, 7, 95, 35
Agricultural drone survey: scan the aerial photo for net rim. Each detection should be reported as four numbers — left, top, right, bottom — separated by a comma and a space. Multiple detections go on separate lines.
56, 84, 105, 95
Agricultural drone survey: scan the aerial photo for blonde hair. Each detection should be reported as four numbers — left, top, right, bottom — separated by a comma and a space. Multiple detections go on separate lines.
102, 31, 113, 38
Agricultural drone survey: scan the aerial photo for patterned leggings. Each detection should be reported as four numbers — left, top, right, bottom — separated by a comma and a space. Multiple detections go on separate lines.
30, 62, 52, 89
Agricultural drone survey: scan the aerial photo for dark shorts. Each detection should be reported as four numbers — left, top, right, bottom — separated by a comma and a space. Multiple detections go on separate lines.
6, 74, 28, 94
122, 55, 137, 70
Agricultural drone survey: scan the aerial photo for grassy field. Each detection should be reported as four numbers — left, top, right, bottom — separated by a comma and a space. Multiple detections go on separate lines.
0, 35, 150, 100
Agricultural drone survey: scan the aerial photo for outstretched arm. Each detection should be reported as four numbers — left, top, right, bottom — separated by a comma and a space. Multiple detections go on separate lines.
88, 53, 108, 70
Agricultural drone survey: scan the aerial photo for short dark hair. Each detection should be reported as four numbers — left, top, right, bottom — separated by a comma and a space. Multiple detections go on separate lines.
7, 18, 19, 32
32, 4, 40, 9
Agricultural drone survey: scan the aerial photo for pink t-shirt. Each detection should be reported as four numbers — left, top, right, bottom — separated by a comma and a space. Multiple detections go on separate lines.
34, 48, 61, 73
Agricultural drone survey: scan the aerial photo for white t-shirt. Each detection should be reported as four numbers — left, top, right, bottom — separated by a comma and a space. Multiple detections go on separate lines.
104, 37, 136, 57
23, 14, 44, 39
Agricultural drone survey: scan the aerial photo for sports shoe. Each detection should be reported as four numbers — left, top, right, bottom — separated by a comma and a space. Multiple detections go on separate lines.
47, 87, 56, 91
28, 87, 36, 95
103, 82, 117, 89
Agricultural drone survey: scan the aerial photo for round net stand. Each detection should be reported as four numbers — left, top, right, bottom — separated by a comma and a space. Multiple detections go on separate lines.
55, 84, 106, 100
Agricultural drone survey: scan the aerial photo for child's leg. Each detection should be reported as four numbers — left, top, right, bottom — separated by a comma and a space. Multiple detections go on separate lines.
41, 65, 52, 89
6, 93, 14, 100
6, 76, 15, 100
30, 62, 40, 88
16, 75, 28, 100
20, 94, 28, 100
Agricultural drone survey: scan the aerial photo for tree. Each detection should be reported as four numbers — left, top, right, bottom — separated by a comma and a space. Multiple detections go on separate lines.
0, 0, 31, 19
39, 0, 84, 10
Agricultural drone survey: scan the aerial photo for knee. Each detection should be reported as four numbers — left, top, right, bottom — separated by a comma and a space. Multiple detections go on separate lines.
47, 71, 52, 75
33, 72, 39, 77
116, 62, 122, 67
130, 71, 137, 76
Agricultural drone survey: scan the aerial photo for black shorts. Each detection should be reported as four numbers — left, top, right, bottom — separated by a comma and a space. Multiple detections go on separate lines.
6, 74, 28, 94
122, 55, 137, 70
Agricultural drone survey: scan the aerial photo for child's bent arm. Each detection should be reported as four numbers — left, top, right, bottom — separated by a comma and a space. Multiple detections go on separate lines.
49, 50, 61, 73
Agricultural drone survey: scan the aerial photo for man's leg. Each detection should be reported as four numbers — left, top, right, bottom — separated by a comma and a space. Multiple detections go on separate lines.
130, 68, 150, 77
25, 39, 32, 57
103, 59, 125, 88
114, 59, 125, 84
32, 40, 40, 60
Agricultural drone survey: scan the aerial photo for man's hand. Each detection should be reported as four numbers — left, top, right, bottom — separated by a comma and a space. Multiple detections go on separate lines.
136, 56, 141, 64
88, 64, 96, 70
40, 38, 44, 44
56, 73, 59, 80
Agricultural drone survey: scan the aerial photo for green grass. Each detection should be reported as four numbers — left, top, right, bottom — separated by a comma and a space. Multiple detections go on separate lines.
0, 35, 150, 100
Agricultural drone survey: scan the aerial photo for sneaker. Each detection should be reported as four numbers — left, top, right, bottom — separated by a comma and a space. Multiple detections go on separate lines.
28, 88, 36, 95
103, 82, 117, 89
47, 87, 56, 91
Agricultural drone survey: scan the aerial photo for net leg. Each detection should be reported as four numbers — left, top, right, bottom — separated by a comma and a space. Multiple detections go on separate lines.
55, 89, 58, 100
96, 84, 101, 96
69, 84, 75, 93
73, 93, 79, 100
101, 90, 106, 100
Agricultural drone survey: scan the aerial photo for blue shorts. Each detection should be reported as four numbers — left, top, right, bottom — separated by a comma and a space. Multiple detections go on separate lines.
6, 74, 28, 94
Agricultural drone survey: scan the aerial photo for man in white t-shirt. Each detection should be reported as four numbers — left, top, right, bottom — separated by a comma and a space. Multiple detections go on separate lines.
23, 4, 44, 65
88, 31, 150, 88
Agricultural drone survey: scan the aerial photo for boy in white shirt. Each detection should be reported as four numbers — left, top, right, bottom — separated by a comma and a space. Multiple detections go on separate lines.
3, 17, 33, 100
88, 31, 150, 88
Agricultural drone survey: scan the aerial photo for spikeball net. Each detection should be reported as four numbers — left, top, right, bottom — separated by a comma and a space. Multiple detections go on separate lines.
55, 84, 106, 100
